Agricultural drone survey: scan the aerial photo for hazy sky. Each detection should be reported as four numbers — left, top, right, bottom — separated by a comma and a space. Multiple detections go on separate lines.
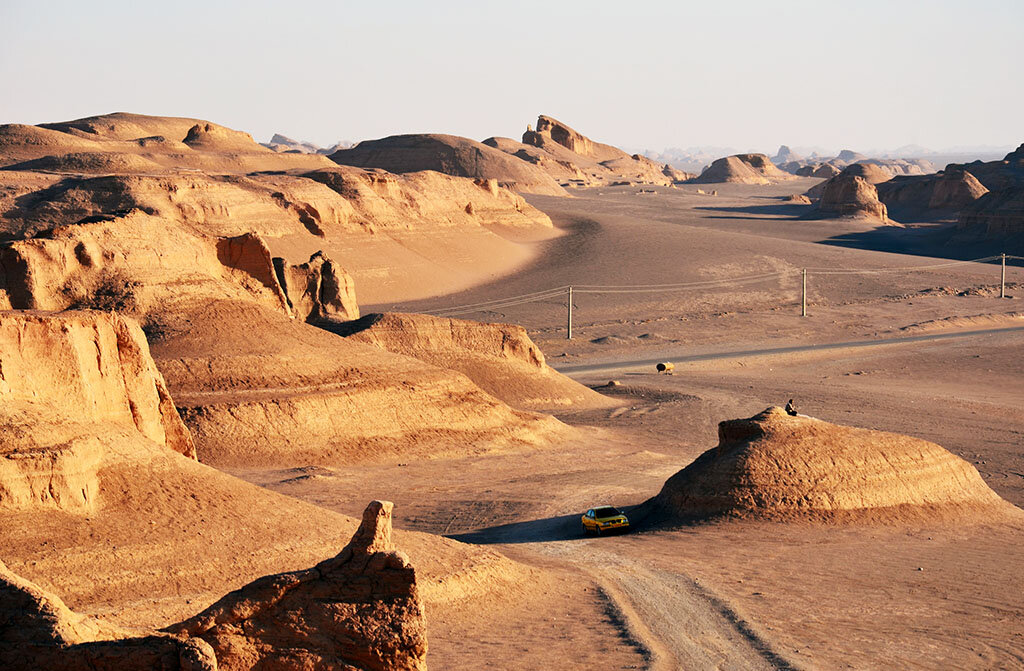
2, 0, 1021, 154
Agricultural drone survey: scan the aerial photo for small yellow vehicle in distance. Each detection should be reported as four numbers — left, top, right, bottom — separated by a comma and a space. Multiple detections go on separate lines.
581, 505, 630, 536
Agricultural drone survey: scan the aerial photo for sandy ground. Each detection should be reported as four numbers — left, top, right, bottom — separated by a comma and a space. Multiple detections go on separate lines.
238, 184, 1024, 669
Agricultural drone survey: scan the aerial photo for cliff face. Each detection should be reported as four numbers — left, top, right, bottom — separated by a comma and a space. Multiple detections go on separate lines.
0, 211, 355, 324
0, 310, 194, 465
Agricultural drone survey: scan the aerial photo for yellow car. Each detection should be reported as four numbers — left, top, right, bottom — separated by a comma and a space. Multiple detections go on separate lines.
581, 506, 630, 536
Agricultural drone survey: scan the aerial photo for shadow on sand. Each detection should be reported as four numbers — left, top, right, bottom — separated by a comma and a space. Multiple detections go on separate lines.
449, 507, 644, 545
693, 203, 809, 218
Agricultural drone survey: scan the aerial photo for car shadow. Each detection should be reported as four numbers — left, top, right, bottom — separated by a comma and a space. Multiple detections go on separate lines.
449, 507, 646, 545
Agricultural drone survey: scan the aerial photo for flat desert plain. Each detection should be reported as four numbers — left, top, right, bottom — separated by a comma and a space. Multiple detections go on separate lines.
236, 182, 1024, 669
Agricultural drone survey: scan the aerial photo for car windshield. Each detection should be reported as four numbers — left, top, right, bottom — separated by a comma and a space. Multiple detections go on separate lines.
594, 507, 620, 518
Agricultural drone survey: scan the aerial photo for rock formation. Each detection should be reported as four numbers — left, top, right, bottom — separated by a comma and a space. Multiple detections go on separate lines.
486, 116, 683, 188
261, 132, 321, 154
0, 560, 217, 671
815, 169, 889, 222
167, 500, 428, 671
0, 111, 579, 471
957, 186, 1024, 238
331, 312, 616, 411
273, 251, 359, 322
0, 312, 196, 485
644, 407, 1017, 523
692, 154, 793, 185
772, 145, 802, 165
2, 500, 432, 671
875, 167, 989, 219
329, 134, 568, 196
805, 162, 893, 200
523, 115, 627, 163
868, 144, 1024, 226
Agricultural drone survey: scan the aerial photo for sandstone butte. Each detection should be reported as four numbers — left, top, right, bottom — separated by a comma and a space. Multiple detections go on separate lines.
815, 171, 890, 222
642, 407, 1019, 525
1, 501, 427, 671
692, 153, 794, 185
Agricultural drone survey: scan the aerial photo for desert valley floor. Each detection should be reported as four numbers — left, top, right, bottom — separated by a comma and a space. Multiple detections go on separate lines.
3, 163, 1022, 669
235, 184, 1024, 669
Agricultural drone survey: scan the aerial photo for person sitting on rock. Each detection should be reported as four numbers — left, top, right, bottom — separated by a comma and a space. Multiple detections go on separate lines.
785, 399, 798, 416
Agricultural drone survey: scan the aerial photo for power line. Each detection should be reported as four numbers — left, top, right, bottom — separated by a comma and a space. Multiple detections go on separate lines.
403, 253, 1016, 319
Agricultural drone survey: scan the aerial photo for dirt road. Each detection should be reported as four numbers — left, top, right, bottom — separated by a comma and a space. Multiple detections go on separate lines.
552, 325, 1024, 376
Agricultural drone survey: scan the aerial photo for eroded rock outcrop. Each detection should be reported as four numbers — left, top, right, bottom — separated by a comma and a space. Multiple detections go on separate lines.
957, 186, 1024, 238
644, 407, 1016, 523
274, 251, 359, 322
875, 167, 989, 219
816, 170, 889, 222
0, 560, 217, 671
167, 500, 427, 671
0, 311, 195, 483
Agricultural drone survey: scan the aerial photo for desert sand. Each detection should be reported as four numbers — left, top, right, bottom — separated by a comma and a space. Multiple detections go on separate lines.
2, 112, 1023, 670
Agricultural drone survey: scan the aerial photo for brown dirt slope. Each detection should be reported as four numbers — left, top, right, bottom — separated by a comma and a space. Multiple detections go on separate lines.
876, 167, 988, 217
333, 312, 618, 412
156, 301, 567, 468
0, 158, 555, 305
957, 186, 1024, 239
645, 407, 1018, 524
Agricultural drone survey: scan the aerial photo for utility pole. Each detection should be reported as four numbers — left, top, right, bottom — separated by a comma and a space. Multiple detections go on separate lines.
1001, 253, 1006, 299
567, 286, 574, 340
801, 269, 807, 317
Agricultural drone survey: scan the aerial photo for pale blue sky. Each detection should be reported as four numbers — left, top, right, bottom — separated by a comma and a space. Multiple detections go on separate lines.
2, 0, 1021, 153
